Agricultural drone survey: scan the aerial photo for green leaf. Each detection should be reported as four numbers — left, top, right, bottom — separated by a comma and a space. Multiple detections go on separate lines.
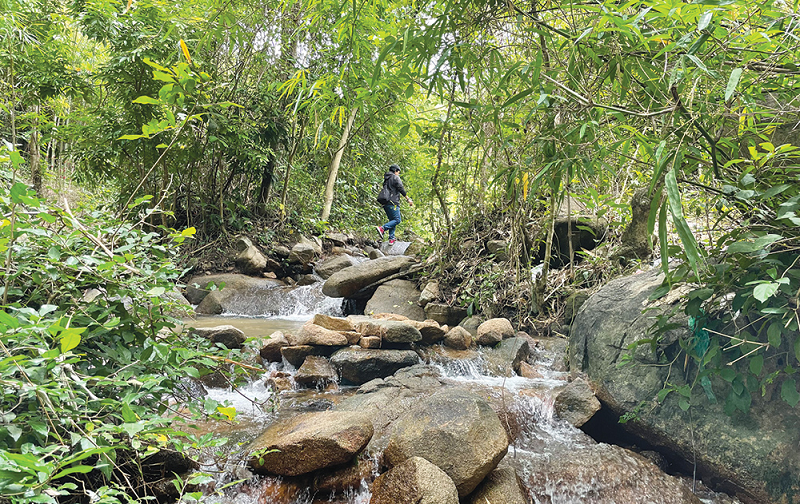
697, 11, 713, 31
725, 68, 743, 102
133, 96, 161, 105
749, 354, 764, 376
665, 168, 701, 276
795, 336, 800, 364
121, 403, 138, 423
60, 327, 84, 353
146, 286, 166, 297
767, 322, 783, 348
502, 89, 533, 108
781, 378, 800, 407
753, 282, 780, 303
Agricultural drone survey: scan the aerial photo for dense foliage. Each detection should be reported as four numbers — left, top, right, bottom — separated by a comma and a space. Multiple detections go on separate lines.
3, 0, 800, 498
0, 160, 243, 503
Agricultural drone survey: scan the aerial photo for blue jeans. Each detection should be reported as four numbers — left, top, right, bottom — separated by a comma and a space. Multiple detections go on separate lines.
382, 203, 402, 240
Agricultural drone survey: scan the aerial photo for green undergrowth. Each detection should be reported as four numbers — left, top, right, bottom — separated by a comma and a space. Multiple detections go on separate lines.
0, 170, 243, 503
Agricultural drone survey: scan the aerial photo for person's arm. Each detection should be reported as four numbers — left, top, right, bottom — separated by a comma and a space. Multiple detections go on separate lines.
395, 175, 413, 206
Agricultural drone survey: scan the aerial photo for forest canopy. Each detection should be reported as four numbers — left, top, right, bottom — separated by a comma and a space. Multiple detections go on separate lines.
3, 0, 800, 501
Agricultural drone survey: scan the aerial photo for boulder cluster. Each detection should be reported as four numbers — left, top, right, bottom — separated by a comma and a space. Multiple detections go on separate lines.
258, 313, 532, 387
247, 367, 528, 504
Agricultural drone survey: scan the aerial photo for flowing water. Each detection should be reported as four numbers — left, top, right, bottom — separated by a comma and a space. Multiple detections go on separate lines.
182, 285, 741, 504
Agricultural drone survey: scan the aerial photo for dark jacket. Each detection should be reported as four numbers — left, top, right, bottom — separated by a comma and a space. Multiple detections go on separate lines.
382, 172, 407, 205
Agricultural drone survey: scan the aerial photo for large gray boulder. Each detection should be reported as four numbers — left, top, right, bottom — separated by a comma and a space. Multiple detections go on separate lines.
383, 389, 509, 496
235, 245, 267, 276
186, 274, 284, 315
370, 456, 459, 504
315, 254, 357, 279
570, 268, 800, 504
365, 279, 425, 320
247, 410, 373, 476
322, 256, 415, 298
330, 348, 420, 385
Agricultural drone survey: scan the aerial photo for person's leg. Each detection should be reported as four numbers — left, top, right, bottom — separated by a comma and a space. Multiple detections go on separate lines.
382, 204, 402, 240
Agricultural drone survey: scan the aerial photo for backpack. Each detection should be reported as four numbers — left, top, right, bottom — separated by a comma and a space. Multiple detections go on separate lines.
376, 185, 390, 205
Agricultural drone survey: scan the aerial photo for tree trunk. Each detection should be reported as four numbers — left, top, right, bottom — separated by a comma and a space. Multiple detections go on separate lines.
320, 106, 358, 221
255, 150, 277, 215
30, 128, 43, 196
281, 120, 306, 218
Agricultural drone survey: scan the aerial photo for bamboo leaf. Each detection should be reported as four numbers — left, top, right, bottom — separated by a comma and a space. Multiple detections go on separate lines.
725, 68, 743, 101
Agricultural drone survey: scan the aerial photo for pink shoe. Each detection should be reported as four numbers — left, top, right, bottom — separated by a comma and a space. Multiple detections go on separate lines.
388, 239, 396, 245
376, 226, 385, 238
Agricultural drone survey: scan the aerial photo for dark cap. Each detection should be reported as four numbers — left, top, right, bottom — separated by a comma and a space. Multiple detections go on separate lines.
389, 164, 401, 173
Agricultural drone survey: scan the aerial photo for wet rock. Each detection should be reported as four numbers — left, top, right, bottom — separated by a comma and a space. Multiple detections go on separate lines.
383, 389, 509, 496
258, 331, 289, 362
330, 348, 420, 385
476, 318, 515, 346
554, 377, 601, 427
523, 443, 701, 504
296, 274, 317, 286
288, 321, 349, 346
294, 356, 338, 387
312, 313, 356, 332
198, 369, 227, 388
355, 319, 422, 344
444, 326, 473, 350
370, 456, 459, 504
368, 248, 385, 259
248, 410, 373, 476
190, 325, 246, 349
280, 345, 338, 368
288, 242, 315, 265
323, 256, 416, 298
424, 303, 468, 327
490, 337, 531, 374
175, 377, 208, 399
459, 315, 482, 336
365, 279, 425, 320
315, 255, 356, 279
236, 245, 267, 276
188, 274, 285, 315
518, 361, 542, 379
466, 463, 527, 504
418, 281, 439, 307
265, 371, 293, 392
313, 456, 373, 494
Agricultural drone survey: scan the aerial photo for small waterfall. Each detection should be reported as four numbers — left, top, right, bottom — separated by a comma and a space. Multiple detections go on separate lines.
275, 282, 343, 319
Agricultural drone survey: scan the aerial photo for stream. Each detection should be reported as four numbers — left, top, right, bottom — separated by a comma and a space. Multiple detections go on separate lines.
182, 284, 741, 504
